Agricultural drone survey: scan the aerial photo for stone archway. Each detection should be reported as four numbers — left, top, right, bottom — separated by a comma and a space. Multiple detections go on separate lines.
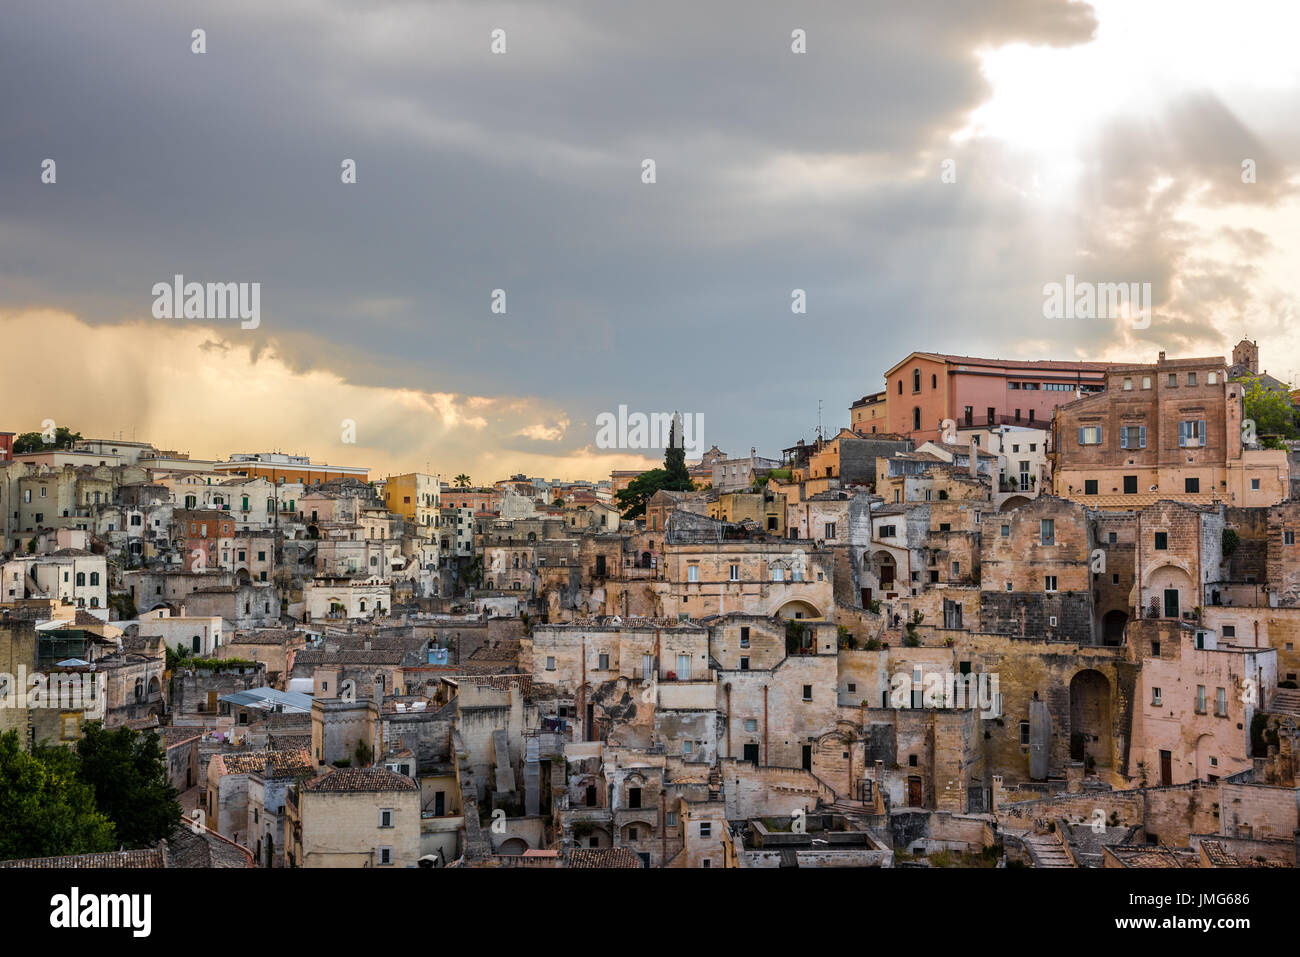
774, 598, 822, 620
1069, 669, 1113, 772
497, 837, 529, 856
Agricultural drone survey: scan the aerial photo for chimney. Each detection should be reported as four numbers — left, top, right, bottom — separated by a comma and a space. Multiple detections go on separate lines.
1158, 351, 1166, 362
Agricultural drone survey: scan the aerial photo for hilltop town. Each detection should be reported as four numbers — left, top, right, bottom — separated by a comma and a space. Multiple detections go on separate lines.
2, 338, 1299, 871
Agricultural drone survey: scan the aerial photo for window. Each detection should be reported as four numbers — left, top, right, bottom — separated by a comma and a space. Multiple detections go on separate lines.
739, 657, 749, 670
598, 653, 610, 670
880, 524, 896, 537
1019, 721, 1030, 745
1040, 519, 1054, 545
1078, 426, 1102, 445
824, 522, 836, 539
1252, 478, 1261, 490
666, 811, 678, 827
1222, 625, 1236, 637
700, 822, 712, 838
728, 564, 739, 582
1196, 685, 1207, 713
1112, 573, 1120, 584
1000, 524, 1010, 538
687, 564, 699, 583
1208, 372, 1218, 384
1084, 479, 1098, 495
1151, 688, 1162, 706
378, 846, 392, 865
1287, 531, 1296, 546
912, 369, 921, 393
1185, 477, 1200, 493
1006, 581, 1013, 592
1168, 373, 1177, 387
912, 407, 921, 431
740, 627, 750, 647
628, 787, 641, 809
1119, 425, 1147, 449
1152, 641, 1160, 656
802, 685, 813, 701
771, 566, 784, 582
1123, 475, 1138, 494
744, 719, 757, 732
1215, 687, 1227, 716
1044, 576, 1057, 592
1178, 419, 1206, 447
546, 656, 555, 671
1154, 532, 1168, 550
1123, 377, 1133, 391
1188, 372, 1197, 385
1142, 376, 1151, 389
379, 809, 393, 828
677, 654, 691, 680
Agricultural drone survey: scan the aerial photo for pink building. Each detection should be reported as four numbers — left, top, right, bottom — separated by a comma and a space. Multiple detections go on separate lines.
880, 353, 1112, 442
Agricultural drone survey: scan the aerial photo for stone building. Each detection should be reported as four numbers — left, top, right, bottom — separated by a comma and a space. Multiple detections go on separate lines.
1052, 351, 1288, 508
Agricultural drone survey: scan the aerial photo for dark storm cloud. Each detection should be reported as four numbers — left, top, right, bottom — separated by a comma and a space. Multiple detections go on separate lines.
3, 0, 1294, 470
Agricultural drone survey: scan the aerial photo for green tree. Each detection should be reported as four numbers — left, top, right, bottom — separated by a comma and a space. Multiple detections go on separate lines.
13, 427, 82, 454
1241, 376, 1298, 442
662, 414, 693, 492
0, 731, 116, 860
613, 415, 697, 519
354, 739, 373, 767
70, 722, 180, 848
615, 468, 669, 519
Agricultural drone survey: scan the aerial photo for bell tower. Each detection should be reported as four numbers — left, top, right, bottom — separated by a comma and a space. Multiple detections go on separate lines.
1233, 338, 1259, 375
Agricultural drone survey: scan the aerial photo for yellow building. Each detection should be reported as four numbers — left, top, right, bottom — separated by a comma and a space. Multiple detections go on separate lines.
383, 472, 440, 535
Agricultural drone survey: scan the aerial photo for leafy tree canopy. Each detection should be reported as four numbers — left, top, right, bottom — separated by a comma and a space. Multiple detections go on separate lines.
1241, 376, 1298, 441
13, 427, 82, 455
68, 722, 180, 848
0, 731, 116, 860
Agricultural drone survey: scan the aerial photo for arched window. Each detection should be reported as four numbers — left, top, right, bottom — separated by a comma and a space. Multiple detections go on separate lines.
897, 380, 903, 395
912, 369, 921, 392
134, 678, 144, 700
912, 407, 921, 431
75, 572, 85, 587
931, 373, 937, 388
360, 600, 367, 611
193, 636, 201, 653
90, 597, 99, 607
89, 572, 99, 586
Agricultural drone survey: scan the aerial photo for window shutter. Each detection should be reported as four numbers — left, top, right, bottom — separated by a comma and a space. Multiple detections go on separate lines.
1178, 421, 1187, 447
1199, 420, 1207, 443
1139, 425, 1147, 449
1078, 427, 1085, 445
1119, 428, 1128, 449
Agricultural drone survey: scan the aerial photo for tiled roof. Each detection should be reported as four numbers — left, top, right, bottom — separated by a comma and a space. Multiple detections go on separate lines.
567, 847, 644, 869
303, 767, 418, 792
212, 749, 313, 777
0, 847, 166, 869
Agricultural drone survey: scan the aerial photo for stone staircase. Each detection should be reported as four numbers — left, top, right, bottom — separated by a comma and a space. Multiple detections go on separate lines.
1022, 831, 1074, 868
1270, 689, 1300, 717
707, 764, 722, 801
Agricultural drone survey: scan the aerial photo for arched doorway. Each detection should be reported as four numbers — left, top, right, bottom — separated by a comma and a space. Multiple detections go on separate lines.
1069, 670, 1113, 772
1145, 565, 1194, 619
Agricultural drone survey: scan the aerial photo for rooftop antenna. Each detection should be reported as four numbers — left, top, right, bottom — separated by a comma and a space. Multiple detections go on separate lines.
817, 399, 823, 442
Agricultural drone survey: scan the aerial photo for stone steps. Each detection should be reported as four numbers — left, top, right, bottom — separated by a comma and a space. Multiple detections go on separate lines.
1022, 832, 1074, 868
1271, 689, 1300, 716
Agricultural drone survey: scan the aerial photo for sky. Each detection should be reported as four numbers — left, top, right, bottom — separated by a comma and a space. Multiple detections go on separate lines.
2, 0, 1298, 482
